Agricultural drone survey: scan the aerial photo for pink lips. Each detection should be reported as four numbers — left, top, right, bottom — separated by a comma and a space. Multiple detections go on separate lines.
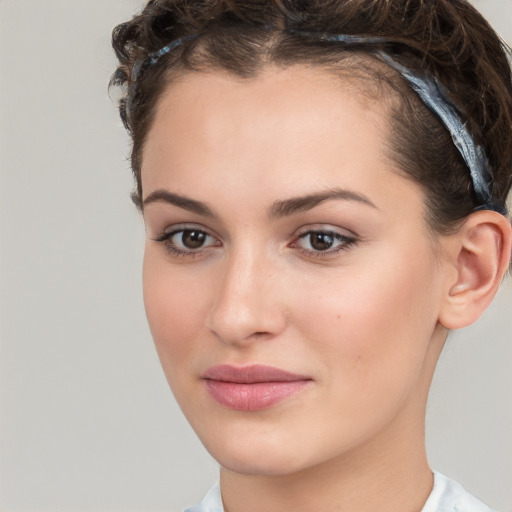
201, 364, 312, 411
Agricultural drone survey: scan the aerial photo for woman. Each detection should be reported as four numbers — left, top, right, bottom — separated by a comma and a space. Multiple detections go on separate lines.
110, 1, 512, 510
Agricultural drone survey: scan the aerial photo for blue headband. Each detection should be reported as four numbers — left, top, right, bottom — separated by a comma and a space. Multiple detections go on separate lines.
128, 30, 504, 214
126, 34, 198, 117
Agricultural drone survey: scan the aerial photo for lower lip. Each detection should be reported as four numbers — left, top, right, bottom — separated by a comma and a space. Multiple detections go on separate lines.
204, 380, 310, 411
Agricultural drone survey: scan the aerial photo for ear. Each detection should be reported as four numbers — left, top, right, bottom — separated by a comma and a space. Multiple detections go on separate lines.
438, 210, 512, 330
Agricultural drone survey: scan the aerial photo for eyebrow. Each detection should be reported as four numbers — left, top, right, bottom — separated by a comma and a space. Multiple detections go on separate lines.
142, 189, 215, 217
269, 188, 378, 218
142, 187, 378, 218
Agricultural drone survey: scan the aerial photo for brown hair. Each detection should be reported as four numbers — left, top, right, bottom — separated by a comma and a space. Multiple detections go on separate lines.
110, 0, 512, 233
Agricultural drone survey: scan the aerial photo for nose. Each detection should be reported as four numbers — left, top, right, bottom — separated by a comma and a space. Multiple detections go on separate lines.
206, 248, 287, 346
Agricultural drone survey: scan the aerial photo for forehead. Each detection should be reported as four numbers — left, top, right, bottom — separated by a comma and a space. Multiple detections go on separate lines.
150, 61, 391, 129
141, 64, 395, 192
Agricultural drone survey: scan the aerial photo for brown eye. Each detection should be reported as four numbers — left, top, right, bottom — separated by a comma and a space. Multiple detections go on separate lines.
155, 227, 220, 256
181, 230, 207, 249
295, 230, 357, 256
309, 232, 335, 251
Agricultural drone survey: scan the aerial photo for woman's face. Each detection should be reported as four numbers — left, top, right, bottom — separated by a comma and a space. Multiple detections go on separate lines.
141, 65, 450, 476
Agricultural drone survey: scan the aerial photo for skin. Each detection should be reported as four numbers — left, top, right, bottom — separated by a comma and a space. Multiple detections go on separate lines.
139, 65, 496, 511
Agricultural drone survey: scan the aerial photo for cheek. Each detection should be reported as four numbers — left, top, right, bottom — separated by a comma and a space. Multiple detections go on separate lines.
277, 255, 441, 454
291, 246, 441, 387
142, 249, 211, 378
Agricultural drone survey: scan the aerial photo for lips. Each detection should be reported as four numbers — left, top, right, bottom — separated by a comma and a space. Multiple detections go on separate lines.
201, 364, 312, 411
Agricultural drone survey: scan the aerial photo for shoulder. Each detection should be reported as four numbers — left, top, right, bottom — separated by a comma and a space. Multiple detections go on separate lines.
422, 472, 496, 512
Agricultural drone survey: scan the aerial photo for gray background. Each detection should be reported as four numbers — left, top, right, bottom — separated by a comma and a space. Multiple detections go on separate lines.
0, 1, 510, 510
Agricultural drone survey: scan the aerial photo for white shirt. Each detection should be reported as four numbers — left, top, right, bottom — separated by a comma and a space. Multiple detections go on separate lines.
184, 472, 494, 512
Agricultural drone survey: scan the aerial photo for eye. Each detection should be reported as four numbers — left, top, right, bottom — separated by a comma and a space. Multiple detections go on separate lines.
154, 227, 220, 256
302, 232, 338, 251
173, 229, 210, 249
292, 229, 357, 257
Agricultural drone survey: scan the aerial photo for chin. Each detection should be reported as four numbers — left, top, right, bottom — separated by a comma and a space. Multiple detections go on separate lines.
201, 432, 310, 477
217, 452, 306, 477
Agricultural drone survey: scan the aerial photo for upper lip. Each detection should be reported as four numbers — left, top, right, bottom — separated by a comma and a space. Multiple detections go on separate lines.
201, 364, 312, 384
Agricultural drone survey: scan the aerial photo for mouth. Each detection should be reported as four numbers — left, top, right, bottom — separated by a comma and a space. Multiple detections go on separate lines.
201, 364, 312, 411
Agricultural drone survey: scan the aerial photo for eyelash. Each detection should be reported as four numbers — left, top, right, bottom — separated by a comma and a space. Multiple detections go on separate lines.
153, 226, 358, 259
292, 230, 358, 259
153, 227, 220, 258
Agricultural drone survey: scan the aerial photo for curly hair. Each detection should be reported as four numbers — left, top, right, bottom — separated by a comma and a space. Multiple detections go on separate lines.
110, 0, 512, 233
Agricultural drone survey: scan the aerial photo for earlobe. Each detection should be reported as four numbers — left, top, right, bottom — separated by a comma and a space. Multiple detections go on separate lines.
439, 211, 512, 330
